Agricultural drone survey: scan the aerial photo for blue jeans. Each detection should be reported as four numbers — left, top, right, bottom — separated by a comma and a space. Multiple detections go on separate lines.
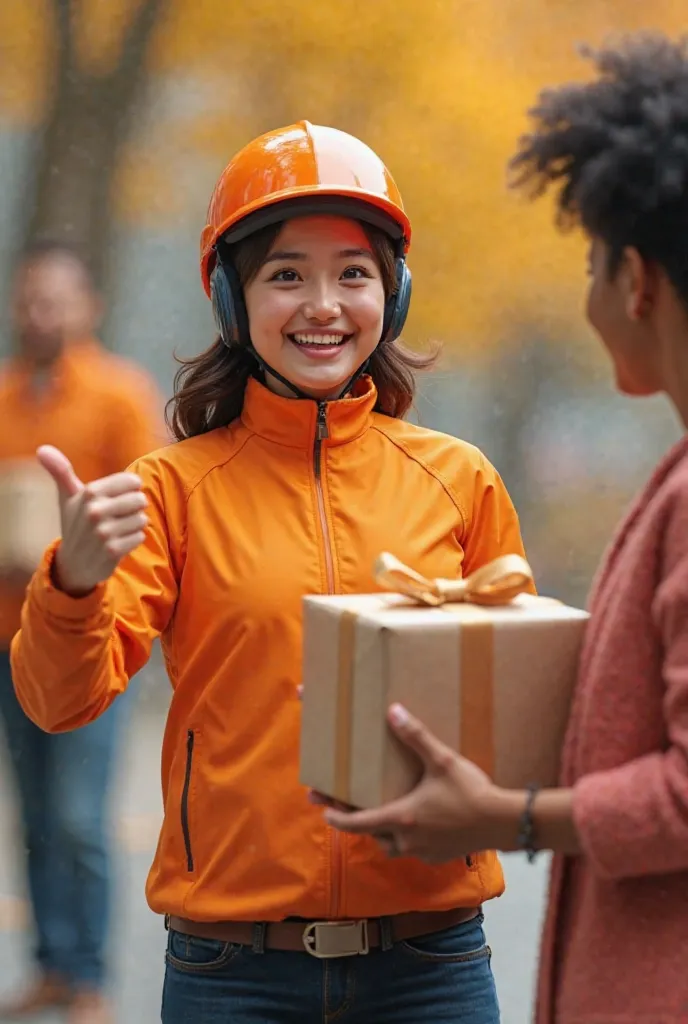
0, 651, 126, 989
162, 914, 500, 1023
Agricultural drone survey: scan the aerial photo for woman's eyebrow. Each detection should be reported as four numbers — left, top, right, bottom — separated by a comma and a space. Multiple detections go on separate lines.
263, 247, 375, 264
263, 250, 307, 263
339, 247, 374, 259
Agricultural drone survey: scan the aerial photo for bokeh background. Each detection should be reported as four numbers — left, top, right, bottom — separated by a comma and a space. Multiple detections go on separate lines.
0, 3, 685, 1020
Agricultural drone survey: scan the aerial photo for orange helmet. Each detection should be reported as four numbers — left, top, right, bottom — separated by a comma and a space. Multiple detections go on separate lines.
199, 120, 411, 297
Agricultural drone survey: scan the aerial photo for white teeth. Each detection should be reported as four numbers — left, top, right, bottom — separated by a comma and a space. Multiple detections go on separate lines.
292, 333, 345, 346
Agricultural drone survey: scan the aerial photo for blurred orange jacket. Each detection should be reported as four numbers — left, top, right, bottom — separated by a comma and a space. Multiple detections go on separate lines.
12, 375, 527, 923
0, 339, 165, 646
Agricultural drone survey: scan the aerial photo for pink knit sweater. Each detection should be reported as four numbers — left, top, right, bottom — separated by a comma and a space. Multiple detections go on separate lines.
536, 436, 688, 1024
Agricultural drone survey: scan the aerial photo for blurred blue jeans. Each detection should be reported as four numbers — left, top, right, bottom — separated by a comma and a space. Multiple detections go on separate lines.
162, 913, 500, 1023
0, 651, 126, 989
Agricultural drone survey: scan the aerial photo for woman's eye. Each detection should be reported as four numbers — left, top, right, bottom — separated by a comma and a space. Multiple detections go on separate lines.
271, 268, 301, 282
341, 266, 372, 280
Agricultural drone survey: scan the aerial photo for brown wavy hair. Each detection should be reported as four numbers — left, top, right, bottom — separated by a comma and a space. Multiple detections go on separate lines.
168, 221, 437, 441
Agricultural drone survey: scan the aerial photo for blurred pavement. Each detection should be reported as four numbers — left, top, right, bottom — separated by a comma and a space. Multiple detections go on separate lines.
0, 688, 550, 1023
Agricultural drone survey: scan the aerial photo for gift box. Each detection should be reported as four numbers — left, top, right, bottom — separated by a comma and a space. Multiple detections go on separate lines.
0, 461, 61, 574
299, 553, 589, 809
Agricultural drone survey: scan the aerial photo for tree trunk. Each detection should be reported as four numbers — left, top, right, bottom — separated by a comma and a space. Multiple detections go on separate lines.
22, 0, 166, 289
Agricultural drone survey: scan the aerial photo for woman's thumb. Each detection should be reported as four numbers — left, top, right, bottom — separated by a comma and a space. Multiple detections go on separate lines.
37, 445, 84, 501
387, 704, 453, 770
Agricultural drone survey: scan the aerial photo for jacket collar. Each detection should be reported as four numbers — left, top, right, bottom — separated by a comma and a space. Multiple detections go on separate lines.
240, 374, 378, 448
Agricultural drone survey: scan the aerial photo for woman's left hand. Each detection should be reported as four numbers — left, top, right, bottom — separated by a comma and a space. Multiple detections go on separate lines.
323, 704, 519, 864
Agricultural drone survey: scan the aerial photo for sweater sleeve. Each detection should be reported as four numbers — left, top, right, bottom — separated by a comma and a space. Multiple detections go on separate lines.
572, 481, 688, 879
10, 456, 180, 733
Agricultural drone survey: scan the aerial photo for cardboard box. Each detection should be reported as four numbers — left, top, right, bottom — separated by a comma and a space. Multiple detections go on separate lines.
299, 554, 589, 809
0, 461, 61, 574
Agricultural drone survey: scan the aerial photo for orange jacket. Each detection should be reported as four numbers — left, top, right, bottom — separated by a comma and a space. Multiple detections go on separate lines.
12, 376, 528, 923
0, 340, 166, 647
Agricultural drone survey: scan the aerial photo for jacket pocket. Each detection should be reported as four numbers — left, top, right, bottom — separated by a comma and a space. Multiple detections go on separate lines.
181, 729, 195, 872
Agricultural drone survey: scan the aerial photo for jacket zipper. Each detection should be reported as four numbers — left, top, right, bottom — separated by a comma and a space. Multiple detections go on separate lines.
314, 402, 335, 593
313, 402, 340, 915
181, 729, 195, 872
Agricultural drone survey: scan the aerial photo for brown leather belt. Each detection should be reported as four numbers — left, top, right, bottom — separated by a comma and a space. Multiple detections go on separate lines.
167, 906, 479, 959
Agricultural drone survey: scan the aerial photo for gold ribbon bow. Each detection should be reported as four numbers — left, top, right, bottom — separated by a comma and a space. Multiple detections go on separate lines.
373, 552, 533, 607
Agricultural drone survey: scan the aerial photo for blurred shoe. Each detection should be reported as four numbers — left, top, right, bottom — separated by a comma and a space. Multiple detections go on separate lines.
67, 990, 114, 1024
0, 973, 71, 1018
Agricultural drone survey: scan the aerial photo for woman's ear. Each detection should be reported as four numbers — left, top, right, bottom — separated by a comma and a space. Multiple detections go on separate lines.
622, 246, 655, 321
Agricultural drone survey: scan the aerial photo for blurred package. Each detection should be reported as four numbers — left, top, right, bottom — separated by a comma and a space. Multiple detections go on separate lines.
0, 460, 61, 574
299, 553, 589, 809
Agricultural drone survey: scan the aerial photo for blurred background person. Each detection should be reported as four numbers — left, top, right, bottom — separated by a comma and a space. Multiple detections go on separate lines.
0, 240, 164, 1023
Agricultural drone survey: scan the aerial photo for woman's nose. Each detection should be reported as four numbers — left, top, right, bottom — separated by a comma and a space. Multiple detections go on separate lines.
303, 285, 341, 322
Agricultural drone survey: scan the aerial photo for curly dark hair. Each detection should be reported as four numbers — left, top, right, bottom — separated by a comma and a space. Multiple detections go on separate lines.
509, 33, 688, 302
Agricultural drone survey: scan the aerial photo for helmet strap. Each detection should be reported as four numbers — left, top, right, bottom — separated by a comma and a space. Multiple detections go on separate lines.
248, 344, 370, 403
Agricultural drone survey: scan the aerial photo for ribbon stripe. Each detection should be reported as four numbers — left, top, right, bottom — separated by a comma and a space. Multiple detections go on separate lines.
335, 610, 357, 803
460, 620, 495, 776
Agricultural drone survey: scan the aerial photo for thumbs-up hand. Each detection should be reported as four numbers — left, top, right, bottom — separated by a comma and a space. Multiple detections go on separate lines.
37, 445, 149, 597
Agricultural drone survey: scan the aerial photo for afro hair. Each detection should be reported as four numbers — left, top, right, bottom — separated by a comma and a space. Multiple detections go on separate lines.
510, 33, 688, 304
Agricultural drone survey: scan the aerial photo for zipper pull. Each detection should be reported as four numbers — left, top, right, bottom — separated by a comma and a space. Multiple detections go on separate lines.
317, 403, 329, 440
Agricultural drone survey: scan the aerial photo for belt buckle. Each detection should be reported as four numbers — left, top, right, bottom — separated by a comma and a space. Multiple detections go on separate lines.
302, 920, 369, 959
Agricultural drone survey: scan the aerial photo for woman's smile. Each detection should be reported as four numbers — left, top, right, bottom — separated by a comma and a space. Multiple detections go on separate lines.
287, 329, 354, 359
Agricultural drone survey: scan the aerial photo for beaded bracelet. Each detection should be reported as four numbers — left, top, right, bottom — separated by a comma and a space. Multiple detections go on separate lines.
517, 784, 541, 863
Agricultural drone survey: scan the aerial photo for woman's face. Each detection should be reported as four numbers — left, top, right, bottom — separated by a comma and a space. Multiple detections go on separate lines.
243, 215, 386, 399
585, 236, 660, 396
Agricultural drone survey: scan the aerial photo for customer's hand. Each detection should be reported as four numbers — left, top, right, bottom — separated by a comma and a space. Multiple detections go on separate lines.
37, 445, 148, 598
324, 704, 520, 864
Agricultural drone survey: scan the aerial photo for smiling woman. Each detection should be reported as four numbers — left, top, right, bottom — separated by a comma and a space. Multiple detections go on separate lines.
10, 120, 532, 1024
242, 216, 388, 400
169, 216, 429, 438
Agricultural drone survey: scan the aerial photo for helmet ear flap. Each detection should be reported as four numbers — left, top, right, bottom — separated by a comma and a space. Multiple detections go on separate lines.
210, 249, 249, 348
381, 258, 412, 343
